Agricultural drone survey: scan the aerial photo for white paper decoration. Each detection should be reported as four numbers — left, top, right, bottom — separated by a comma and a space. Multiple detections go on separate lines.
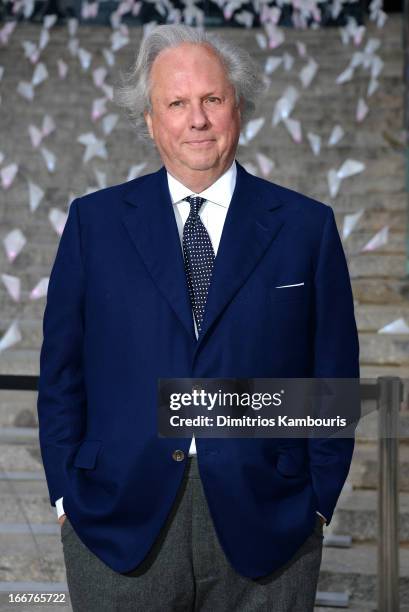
328, 125, 345, 147
30, 278, 49, 300
342, 210, 364, 240
307, 133, 321, 156
127, 163, 147, 181
4, 229, 27, 262
361, 226, 389, 252
1, 163, 18, 189
0, 320, 22, 353
1, 274, 20, 301
49, 208, 68, 236
28, 181, 45, 212
40, 147, 57, 172
32, 63, 48, 87
378, 318, 409, 335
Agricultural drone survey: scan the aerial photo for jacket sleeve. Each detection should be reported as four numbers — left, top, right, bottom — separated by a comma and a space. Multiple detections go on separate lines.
37, 197, 87, 506
308, 205, 360, 526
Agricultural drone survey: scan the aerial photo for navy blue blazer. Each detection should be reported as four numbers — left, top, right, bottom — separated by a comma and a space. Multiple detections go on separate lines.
37, 160, 360, 578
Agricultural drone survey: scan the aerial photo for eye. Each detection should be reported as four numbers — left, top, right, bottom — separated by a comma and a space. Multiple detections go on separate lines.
170, 100, 183, 107
206, 97, 221, 104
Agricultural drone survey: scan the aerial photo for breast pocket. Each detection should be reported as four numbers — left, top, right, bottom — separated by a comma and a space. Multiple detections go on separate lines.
270, 281, 311, 304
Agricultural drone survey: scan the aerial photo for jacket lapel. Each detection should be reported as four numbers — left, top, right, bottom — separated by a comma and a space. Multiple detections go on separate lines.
121, 161, 286, 352
121, 166, 197, 342
193, 162, 286, 356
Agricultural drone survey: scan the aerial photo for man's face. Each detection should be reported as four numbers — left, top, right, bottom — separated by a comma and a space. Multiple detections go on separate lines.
144, 42, 242, 183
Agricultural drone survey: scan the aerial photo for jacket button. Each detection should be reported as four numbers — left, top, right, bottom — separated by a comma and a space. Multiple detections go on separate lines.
172, 449, 185, 462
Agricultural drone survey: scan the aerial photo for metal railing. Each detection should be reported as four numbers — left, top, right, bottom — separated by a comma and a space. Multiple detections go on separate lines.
377, 377, 402, 612
404, 0, 409, 274
0, 374, 405, 610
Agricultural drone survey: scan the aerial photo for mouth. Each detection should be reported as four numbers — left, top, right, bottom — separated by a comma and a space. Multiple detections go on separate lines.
185, 139, 216, 147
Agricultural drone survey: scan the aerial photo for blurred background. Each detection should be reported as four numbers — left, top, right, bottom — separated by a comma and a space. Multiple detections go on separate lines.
0, 0, 408, 609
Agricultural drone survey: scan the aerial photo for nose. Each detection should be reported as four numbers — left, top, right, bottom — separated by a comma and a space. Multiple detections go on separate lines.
189, 101, 209, 129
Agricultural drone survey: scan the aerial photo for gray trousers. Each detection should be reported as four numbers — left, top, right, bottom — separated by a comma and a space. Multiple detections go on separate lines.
61, 456, 323, 612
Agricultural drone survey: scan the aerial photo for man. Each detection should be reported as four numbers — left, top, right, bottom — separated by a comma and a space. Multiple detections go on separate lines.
37, 24, 360, 611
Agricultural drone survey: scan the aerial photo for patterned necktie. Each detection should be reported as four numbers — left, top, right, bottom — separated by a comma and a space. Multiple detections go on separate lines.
182, 195, 215, 336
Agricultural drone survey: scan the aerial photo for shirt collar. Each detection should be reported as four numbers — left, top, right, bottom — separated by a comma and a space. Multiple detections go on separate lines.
166, 159, 237, 208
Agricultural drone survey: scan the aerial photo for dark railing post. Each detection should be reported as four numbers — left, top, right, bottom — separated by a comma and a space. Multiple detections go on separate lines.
377, 376, 402, 612
404, 0, 409, 274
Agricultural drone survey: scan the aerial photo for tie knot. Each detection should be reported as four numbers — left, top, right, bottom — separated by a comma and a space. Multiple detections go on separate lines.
185, 195, 206, 216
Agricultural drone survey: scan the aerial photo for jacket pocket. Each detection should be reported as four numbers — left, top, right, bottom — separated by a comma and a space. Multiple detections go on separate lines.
276, 447, 308, 477
73, 439, 102, 469
270, 282, 311, 304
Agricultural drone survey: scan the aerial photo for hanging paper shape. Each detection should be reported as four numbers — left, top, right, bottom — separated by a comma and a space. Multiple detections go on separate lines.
68, 18, 78, 37
243, 161, 257, 176
94, 169, 107, 189
296, 41, 307, 57
337, 159, 365, 179
1, 274, 20, 301
244, 118, 265, 143
361, 226, 389, 252
39, 28, 50, 51
1, 163, 18, 189
28, 125, 43, 148
49, 208, 68, 236
378, 318, 409, 335
4, 229, 26, 262
78, 48, 92, 71
307, 133, 321, 156
42, 115, 55, 136
127, 163, 147, 181
32, 63, 48, 87
264, 56, 282, 75
68, 38, 79, 57
255, 33, 267, 50
283, 117, 302, 143
282, 52, 294, 71
17, 81, 34, 100
57, 59, 68, 79
336, 66, 354, 84
299, 58, 318, 88
342, 209, 364, 240
40, 147, 56, 172
367, 78, 379, 97
356, 98, 369, 122
0, 320, 22, 353
93, 67, 107, 88
272, 86, 299, 125
44, 14, 57, 29
103, 49, 115, 67
78, 133, 108, 163
111, 31, 129, 52
92, 98, 108, 121
28, 181, 45, 212
328, 125, 345, 146
327, 169, 342, 198
30, 277, 49, 300
255, 153, 275, 177
102, 114, 119, 135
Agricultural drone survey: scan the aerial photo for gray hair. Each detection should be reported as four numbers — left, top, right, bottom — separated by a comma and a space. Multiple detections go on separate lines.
113, 24, 266, 141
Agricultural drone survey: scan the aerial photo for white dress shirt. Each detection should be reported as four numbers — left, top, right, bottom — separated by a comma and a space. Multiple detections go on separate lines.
55, 159, 326, 523
167, 159, 237, 457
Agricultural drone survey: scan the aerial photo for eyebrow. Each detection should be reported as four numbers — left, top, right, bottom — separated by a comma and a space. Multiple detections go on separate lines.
168, 92, 222, 100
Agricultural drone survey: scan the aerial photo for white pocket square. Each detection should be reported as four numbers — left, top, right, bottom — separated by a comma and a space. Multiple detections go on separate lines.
275, 282, 305, 289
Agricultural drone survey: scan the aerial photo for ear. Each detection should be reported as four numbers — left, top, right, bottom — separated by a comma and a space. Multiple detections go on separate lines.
238, 96, 244, 118
144, 110, 154, 140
